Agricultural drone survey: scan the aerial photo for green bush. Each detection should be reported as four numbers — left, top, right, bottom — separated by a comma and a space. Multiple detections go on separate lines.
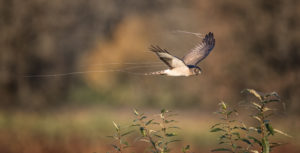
211, 89, 291, 153
107, 89, 290, 153
107, 109, 191, 153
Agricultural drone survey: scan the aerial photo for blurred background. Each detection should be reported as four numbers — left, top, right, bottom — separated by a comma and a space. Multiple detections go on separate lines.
0, 0, 299, 152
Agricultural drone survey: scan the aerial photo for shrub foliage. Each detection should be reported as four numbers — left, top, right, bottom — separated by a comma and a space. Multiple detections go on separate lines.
107, 89, 290, 153
211, 89, 290, 153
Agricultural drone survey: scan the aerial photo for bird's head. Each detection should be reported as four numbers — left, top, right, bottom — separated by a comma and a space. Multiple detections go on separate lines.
188, 65, 202, 75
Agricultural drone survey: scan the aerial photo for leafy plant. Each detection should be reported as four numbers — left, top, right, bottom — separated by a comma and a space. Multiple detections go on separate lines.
132, 108, 184, 153
210, 101, 250, 153
182, 144, 191, 153
107, 89, 290, 153
211, 89, 291, 153
108, 108, 192, 153
242, 89, 291, 153
107, 121, 133, 153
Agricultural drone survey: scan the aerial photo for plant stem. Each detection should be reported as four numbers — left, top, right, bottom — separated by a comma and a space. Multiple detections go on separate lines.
118, 130, 123, 153
225, 110, 235, 153
139, 116, 160, 153
148, 134, 159, 153
260, 103, 266, 153
161, 113, 167, 152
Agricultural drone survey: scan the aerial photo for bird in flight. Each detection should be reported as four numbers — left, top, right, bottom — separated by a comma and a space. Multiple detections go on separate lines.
146, 32, 215, 76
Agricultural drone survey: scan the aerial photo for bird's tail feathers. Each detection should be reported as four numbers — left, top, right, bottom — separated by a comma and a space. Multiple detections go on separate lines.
144, 70, 166, 75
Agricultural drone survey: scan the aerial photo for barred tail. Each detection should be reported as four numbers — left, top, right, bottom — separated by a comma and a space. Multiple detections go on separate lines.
144, 70, 166, 75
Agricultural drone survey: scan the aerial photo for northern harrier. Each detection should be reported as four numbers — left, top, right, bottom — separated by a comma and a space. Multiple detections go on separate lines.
146, 32, 215, 76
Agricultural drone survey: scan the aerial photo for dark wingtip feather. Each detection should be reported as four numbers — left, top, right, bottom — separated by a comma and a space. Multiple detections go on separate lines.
202, 32, 215, 46
149, 45, 169, 53
149, 45, 156, 52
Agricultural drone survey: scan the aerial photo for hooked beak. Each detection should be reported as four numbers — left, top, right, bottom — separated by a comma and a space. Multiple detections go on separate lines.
198, 71, 202, 75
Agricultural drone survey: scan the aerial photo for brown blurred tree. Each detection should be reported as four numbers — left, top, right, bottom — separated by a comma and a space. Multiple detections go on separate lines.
0, 0, 299, 112
0, 0, 118, 108
216, 0, 300, 112
0, 0, 173, 109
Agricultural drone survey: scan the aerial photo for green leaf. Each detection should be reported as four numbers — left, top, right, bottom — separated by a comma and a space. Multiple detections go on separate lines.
157, 141, 163, 147
218, 141, 225, 144
164, 120, 175, 123
265, 92, 279, 98
240, 138, 252, 145
133, 108, 139, 116
211, 148, 233, 152
270, 142, 287, 148
168, 126, 180, 129
140, 127, 147, 137
210, 128, 224, 132
112, 145, 121, 151
112, 121, 120, 131
182, 145, 190, 153
166, 139, 182, 144
242, 89, 263, 100
152, 122, 160, 125
274, 129, 292, 137
252, 102, 262, 110
248, 136, 262, 146
248, 127, 261, 133
265, 123, 274, 135
219, 101, 227, 110
165, 133, 176, 137
140, 116, 147, 121
232, 132, 240, 139
131, 124, 141, 127
145, 119, 154, 126
263, 99, 280, 104
240, 127, 248, 131
161, 108, 167, 113
150, 139, 156, 148
139, 138, 149, 143
251, 115, 262, 123
211, 123, 222, 129
234, 126, 248, 131
219, 134, 227, 140
149, 129, 157, 134
262, 107, 273, 112
154, 134, 163, 138
121, 130, 134, 137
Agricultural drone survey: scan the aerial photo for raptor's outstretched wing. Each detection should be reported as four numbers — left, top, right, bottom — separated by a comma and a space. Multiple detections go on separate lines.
150, 45, 186, 69
183, 32, 215, 66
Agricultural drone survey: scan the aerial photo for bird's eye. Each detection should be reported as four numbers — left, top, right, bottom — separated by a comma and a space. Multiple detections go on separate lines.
194, 68, 199, 73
